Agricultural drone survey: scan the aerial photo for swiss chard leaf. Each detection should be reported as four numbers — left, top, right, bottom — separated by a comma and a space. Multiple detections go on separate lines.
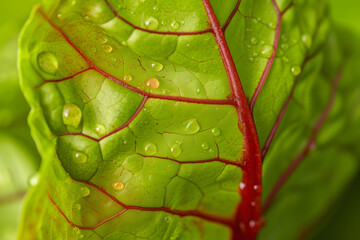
17, 0, 359, 239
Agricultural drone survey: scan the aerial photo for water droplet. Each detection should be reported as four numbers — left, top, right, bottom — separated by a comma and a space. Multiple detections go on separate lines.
102, 44, 113, 53
57, 13, 62, 18
112, 181, 125, 191
91, 47, 97, 53
62, 104, 82, 128
211, 128, 221, 136
301, 34, 312, 49
249, 220, 256, 228
252, 52, 258, 57
74, 152, 88, 164
261, 45, 273, 58
170, 20, 180, 30
268, 22, 276, 29
144, 142, 157, 155
151, 62, 163, 72
196, 88, 201, 93
74, 203, 82, 210
29, 173, 39, 187
37, 52, 58, 74
145, 17, 159, 30
123, 74, 132, 82
250, 37, 258, 45
291, 66, 302, 76
248, 57, 254, 61
171, 144, 182, 157
281, 43, 288, 49
98, 37, 108, 44
201, 143, 209, 150
250, 201, 256, 207
183, 119, 200, 134
95, 124, 106, 136
253, 185, 262, 194
145, 78, 160, 89
252, 19, 258, 24
240, 182, 246, 190
80, 187, 90, 197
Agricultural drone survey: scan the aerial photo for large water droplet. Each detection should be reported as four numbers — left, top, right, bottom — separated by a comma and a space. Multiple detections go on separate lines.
145, 78, 160, 89
37, 52, 58, 74
261, 45, 273, 58
112, 181, 125, 191
145, 17, 159, 30
123, 74, 132, 82
144, 142, 157, 155
95, 124, 106, 136
170, 21, 180, 30
151, 62, 163, 72
62, 104, 82, 128
74, 152, 88, 164
102, 44, 113, 53
171, 144, 182, 157
211, 128, 221, 136
29, 173, 39, 187
80, 187, 90, 197
301, 34, 312, 49
291, 66, 302, 76
183, 119, 200, 134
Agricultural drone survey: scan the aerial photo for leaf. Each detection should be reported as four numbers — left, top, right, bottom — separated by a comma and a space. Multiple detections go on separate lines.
17, 0, 359, 239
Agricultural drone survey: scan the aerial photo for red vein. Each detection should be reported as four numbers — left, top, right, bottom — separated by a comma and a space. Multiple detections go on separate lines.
202, 0, 262, 239
58, 97, 148, 141
35, 68, 92, 88
262, 70, 342, 214
222, 0, 242, 32
38, 9, 234, 106
48, 179, 235, 230
104, 0, 212, 36
137, 153, 244, 169
47, 190, 128, 230
249, 0, 288, 112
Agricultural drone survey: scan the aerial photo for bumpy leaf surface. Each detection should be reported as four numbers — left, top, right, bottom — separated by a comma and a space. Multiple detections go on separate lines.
17, 0, 359, 239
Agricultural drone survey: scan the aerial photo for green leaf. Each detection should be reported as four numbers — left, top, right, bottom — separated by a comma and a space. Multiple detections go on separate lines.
17, 0, 360, 239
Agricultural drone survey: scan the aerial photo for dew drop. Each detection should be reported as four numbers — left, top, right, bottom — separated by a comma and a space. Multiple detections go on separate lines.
112, 181, 125, 191
102, 44, 113, 53
145, 78, 160, 89
248, 57, 254, 61
211, 128, 221, 136
201, 143, 209, 150
123, 74, 132, 82
91, 47, 97, 53
240, 182, 246, 190
170, 20, 180, 30
29, 173, 39, 187
269, 22, 276, 29
74, 152, 88, 164
183, 119, 200, 134
301, 34, 312, 49
144, 142, 157, 155
151, 62, 163, 72
95, 124, 106, 136
250, 201, 256, 207
249, 220, 256, 228
250, 37, 258, 45
74, 203, 82, 210
281, 43, 288, 50
57, 13, 62, 18
291, 66, 302, 76
171, 144, 182, 157
261, 45, 273, 58
196, 88, 201, 93
37, 52, 58, 74
80, 187, 90, 197
62, 104, 82, 128
253, 185, 262, 194
145, 17, 159, 30
165, 216, 171, 223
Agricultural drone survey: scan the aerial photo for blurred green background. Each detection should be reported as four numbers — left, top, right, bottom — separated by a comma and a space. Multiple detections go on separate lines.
0, 0, 359, 239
